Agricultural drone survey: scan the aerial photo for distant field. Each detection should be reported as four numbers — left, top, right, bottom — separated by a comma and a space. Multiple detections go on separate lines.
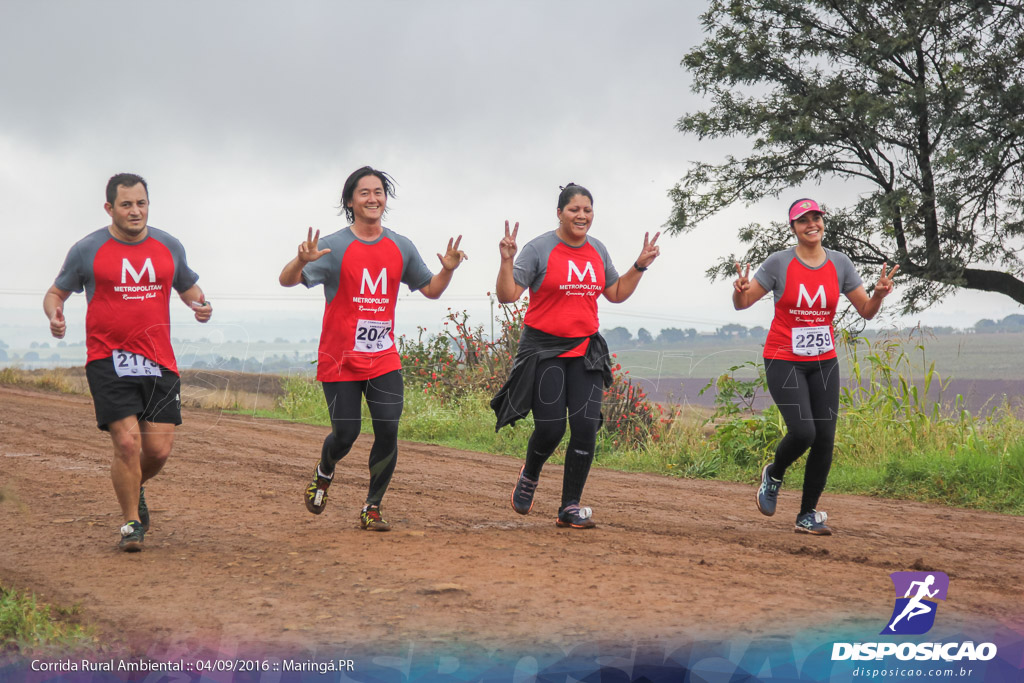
4, 332, 1021, 379
610, 332, 1024, 413
612, 332, 1024, 381
4, 332, 1023, 412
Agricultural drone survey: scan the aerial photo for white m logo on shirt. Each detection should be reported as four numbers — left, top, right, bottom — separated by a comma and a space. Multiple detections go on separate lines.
361, 268, 388, 295
121, 258, 156, 284
797, 283, 827, 309
566, 260, 596, 283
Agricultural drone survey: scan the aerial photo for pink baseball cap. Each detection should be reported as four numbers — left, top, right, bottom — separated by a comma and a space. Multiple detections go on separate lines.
788, 198, 825, 222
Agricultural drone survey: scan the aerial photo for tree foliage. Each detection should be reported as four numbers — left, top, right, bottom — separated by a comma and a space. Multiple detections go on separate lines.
668, 0, 1024, 311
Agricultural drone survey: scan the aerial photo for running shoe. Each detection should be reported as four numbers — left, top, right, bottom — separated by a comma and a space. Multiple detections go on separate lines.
756, 463, 782, 517
304, 466, 332, 515
510, 465, 539, 515
119, 521, 145, 552
556, 503, 596, 529
138, 486, 150, 531
794, 510, 832, 536
360, 505, 391, 531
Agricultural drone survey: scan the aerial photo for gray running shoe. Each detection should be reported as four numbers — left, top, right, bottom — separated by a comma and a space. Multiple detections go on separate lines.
794, 510, 832, 535
510, 465, 538, 515
756, 463, 782, 517
119, 521, 145, 552
556, 503, 596, 529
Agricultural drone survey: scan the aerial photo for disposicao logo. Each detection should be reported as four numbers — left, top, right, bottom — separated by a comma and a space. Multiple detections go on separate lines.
831, 570, 998, 662
882, 571, 948, 635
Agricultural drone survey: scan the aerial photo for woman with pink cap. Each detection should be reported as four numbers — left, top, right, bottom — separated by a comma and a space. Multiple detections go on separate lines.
732, 198, 898, 534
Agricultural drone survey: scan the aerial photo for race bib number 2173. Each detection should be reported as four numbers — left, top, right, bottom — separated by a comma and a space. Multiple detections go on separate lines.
112, 349, 163, 377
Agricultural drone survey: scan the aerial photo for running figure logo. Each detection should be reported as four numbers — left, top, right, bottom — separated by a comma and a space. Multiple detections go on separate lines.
881, 571, 949, 635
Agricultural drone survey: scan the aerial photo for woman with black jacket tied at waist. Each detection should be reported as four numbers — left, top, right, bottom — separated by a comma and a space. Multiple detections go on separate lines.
491, 183, 660, 529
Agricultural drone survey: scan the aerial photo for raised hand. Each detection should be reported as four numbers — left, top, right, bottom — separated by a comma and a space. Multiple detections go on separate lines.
50, 308, 66, 339
874, 262, 899, 297
636, 231, 661, 269
733, 262, 752, 293
298, 227, 331, 263
500, 221, 519, 261
438, 235, 467, 271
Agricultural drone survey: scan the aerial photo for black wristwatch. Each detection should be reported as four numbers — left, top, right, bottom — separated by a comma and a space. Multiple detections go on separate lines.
633, 261, 648, 272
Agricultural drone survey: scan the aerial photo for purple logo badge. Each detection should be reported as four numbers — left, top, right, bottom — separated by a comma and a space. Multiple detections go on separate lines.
881, 571, 949, 635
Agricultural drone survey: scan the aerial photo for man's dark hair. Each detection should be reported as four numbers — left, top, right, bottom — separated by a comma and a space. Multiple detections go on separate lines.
339, 166, 396, 222
106, 173, 149, 205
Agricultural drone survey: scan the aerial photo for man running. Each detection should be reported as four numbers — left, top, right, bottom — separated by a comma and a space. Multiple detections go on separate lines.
280, 166, 465, 531
44, 173, 212, 552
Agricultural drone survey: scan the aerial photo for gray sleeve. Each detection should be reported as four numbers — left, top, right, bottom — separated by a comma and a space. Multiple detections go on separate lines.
512, 240, 545, 291
589, 237, 619, 287
54, 228, 108, 301
395, 234, 434, 292
301, 257, 335, 289
152, 230, 199, 293
753, 251, 786, 296
54, 241, 87, 293
833, 251, 864, 294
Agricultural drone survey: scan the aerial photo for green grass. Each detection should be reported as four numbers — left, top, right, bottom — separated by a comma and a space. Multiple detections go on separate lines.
827, 406, 1024, 511
0, 585, 97, 655
266, 341, 1024, 516
268, 376, 561, 462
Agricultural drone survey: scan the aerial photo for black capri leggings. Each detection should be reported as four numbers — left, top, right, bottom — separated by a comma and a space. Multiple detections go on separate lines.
764, 356, 841, 516
320, 369, 404, 506
523, 356, 605, 510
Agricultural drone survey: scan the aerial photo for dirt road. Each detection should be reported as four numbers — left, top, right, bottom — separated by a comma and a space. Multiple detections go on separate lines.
1, 384, 1022, 661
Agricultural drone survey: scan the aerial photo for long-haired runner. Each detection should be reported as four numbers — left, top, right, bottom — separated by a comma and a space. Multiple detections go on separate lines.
280, 166, 466, 530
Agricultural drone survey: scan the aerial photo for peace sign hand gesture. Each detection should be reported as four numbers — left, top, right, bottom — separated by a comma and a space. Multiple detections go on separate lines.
298, 227, 331, 263
874, 262, 899, 298
635, 231, 661, 269
500, 221, 519, 261
733, 262, 752, 293
438, 235, 467, 272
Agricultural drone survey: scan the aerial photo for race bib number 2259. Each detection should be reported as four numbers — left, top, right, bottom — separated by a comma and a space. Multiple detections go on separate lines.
791, 325, 834, 357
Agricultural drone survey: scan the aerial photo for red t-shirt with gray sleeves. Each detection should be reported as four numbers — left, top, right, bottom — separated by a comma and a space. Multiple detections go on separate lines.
754, 247, 863, 362
54, 227, 199, 374
301, 227, 433, 383
513, 231, 618, 356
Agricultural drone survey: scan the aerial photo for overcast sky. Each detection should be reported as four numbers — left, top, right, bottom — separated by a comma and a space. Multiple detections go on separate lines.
2, 0, 1021, 348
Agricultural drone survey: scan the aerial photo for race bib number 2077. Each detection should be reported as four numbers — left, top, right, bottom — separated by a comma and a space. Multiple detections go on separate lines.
112, 349, 163, 377
354, 320, 394, 353
791, 325, 834, 357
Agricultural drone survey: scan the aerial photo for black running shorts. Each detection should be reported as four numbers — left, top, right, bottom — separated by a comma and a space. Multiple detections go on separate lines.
85, 359, 182, 431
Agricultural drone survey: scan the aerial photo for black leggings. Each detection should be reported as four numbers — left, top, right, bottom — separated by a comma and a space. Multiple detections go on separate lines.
764, 356, 841, 516
523, 356, 605, 510
320, 370, 404, 506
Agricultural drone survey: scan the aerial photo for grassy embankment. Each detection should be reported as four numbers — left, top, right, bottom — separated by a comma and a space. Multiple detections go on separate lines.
269, 328, 1024, 516
0, 584, 96, 654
